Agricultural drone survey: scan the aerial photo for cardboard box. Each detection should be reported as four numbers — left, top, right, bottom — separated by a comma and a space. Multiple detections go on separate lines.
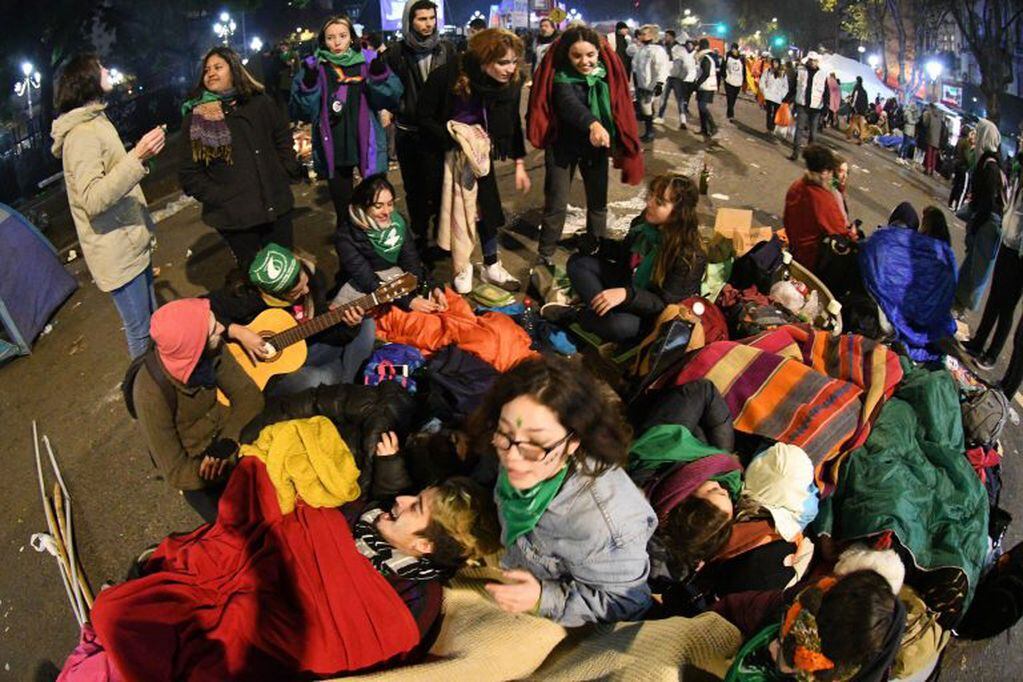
712, 208, 773, 256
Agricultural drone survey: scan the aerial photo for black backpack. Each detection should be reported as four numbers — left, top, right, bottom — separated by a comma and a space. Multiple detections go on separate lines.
123, 346, 177, 419
956, 540, 1023, 639
729, 237, 784, 294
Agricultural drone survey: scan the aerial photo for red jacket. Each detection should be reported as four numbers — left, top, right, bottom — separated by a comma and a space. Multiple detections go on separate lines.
527, 35, 644, 185
783, 175, 850, 271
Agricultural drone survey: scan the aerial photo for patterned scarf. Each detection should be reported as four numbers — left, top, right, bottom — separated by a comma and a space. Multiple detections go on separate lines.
353, 507, 447, 581
348, 206, 407, 264
181, 89, 236, 165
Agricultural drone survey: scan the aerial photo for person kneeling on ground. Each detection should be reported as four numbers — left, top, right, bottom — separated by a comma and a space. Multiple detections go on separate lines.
131, 298, 264, 521
334, 173, 447, 312
544, 173, 706, 343
209, 242, 376, 395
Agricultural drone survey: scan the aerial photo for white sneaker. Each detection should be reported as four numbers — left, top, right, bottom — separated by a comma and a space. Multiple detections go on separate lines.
653, 116, 665, 125
453, 264, 474, 294
480, 261, 520, 291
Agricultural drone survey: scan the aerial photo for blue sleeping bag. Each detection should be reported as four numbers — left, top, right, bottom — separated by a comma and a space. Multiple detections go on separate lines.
859, 227, 957, 361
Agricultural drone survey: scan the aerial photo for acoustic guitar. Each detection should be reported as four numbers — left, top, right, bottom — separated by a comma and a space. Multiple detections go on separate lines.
218, 273, 418, 404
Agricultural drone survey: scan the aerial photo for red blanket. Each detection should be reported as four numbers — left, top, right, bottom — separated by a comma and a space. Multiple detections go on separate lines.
90, 458, 420, 681
527, 33, 644, 185
375, 289, 537, 372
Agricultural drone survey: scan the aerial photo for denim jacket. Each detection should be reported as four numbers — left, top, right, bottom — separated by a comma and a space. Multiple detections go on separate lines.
498, 464, 657, 626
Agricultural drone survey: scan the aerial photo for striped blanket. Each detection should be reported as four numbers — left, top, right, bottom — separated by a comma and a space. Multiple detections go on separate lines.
676, 325, 902, 490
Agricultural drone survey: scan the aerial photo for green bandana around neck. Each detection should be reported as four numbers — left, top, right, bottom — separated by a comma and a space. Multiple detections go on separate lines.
365, 212, 407, 264
553, 62, 616, 142
496, 464, 570, 546
249, 242, 300, 295
629, 221, 662, 290
180, 89, 235, 116
316, 47, 366, 68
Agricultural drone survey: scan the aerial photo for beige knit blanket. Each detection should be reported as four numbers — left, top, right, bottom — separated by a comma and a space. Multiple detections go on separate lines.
345, 567, 742, 681
437, 122, 491, 275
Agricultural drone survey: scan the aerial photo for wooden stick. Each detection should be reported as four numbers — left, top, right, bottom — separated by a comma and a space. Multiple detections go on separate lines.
53, 484, 94, 608
44, 435, 88, 619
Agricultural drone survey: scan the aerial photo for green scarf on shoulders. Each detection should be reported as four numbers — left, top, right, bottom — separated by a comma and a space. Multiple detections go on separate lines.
496, 465, 570, 546
315, 47, 366, 68
180, 89, 235, 117
365, 212, 407, 264
629, 221, 662, 290
553, 62, 616, 143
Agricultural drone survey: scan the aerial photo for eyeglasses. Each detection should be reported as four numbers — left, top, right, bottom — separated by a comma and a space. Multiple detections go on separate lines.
492, 429, 573, 462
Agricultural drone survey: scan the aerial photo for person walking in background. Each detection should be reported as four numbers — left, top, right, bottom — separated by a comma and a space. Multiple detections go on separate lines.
655, 30, 686, 128
759, 58, 787, 138
921, 102, 944, 176
720, 43, 745, 122
823, 72, 841, 129
607, 22, 634, 78
846, 75, 869, 145
676, 39, 698, 130
788, 52, 828, 161
383, 0, 456, 258
694, 38, 719, 139
631, 25, 670, 143
290, 15, 403, 234
179, 47, 300, 269
954, 119, 1005, 314
950, 126, 976, 210
51, 53, 166, 359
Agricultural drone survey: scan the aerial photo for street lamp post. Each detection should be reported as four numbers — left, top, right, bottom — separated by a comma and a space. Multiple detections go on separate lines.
213, 11, 237, 46
14, 61, 41, 120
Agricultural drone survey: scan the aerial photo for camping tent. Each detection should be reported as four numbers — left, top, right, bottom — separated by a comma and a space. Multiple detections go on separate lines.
0, 204, 77, 362
819, 53, 896, 103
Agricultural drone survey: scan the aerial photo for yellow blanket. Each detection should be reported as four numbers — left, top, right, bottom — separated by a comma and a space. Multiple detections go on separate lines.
240, 416, 360, 514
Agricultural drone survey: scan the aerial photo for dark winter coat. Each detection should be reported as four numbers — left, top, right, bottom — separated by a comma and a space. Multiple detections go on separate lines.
179, 93, 299, 231
550, 79, 611, 165
333, 212, 430, 308
384, 39, 458, 128
850, 84, 869, 116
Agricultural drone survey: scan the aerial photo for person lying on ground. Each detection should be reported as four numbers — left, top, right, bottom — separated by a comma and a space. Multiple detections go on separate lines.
334, 173, 446, 313
470, 355, 658, 626
130, 298, 264, 522
543, 172, 706, 343
208, 242, 375, 395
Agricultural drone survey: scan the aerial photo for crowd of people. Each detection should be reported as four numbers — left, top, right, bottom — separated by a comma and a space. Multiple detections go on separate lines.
45, 4, 1023, 680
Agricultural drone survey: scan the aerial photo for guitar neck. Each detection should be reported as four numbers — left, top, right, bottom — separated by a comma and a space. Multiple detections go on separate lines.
269, 291, 378, 350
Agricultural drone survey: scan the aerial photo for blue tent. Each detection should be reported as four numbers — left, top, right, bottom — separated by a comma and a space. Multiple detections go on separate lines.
0, 204, 77, 362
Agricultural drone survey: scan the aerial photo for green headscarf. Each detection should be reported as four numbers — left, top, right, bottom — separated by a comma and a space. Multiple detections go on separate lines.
315, 47, 366, 68
553, 62, 616, 143
249, 242, 300, 295
496, 465, 570, 546
629, 221, 662, 290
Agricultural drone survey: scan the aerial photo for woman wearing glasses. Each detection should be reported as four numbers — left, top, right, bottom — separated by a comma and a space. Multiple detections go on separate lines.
471, 356, 657, 626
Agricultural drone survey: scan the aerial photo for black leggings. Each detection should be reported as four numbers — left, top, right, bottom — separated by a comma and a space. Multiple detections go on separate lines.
219, 212, 294, 269
765, 101, 779, 132
567, 254, 645, 342
327, 166, 356, 229
970, 245, 1023, 360
725, 83, 741, 119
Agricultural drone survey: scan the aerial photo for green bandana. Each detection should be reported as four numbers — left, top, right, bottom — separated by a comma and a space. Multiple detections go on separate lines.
249, 242, 300, 295
553, 62, 616, 143
629, 424, 742, 498
365, 212, 407, 264
180, 89, 234, 117
315, 47, 366, 68
629, 221, 662, 290
496, 465, 570, 546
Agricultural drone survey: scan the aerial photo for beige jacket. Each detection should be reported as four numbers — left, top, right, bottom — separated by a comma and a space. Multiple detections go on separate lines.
51, 103, 153, 292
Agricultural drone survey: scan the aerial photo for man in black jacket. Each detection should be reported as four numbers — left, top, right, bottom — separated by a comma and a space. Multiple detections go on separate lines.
846, 76, 869, 145
384, 0, 456, 256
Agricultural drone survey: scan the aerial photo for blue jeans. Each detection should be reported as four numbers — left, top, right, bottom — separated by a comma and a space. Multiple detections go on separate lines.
110, 266, 157, 359
268, 318, 376, 395
899, 136, 916, 160
792, 106, 821, 155
955, 215, 1003, 312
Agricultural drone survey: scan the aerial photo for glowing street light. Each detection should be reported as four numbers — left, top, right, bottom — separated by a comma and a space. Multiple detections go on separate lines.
21, 61, 33, 77
14, 61, 41, 119
566, 8, 582, 23
857, 45, 866, 53
249, 36, 264, 53
683, 8, 691, 15
716, 22, 727, 36
213, 12, 237, 45
867, 54, 880, 69
925, 60, 944, 81
108, 68, 126, 86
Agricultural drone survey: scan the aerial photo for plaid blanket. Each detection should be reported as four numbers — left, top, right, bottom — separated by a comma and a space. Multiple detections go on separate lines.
676, 325, 902, 490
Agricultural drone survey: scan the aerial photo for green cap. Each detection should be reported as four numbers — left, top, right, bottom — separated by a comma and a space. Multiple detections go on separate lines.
249, 243, 300, 295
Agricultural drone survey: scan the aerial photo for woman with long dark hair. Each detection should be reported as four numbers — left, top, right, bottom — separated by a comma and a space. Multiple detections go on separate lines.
418, 28, 532, 293
290, 15, 403, 227
51, 53, 166, 358
545, 173, 707, 342
179, 46, 299, 268
472, 355, 656, 626
527, 24, 641, 266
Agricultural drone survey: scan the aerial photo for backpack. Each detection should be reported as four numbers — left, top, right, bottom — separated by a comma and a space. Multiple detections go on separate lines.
424, 344, 499, 422
362, 343, 425, 393
955, 540, 1023, 640
123, 346, 177, 419
729, 237, 784, 294
961, 387, 1009, 448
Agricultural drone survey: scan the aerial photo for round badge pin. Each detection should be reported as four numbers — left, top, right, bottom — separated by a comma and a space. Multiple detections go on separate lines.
332, 100, 343, 113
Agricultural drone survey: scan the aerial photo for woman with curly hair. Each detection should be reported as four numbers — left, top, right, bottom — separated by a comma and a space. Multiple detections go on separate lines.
418, 27, 532, 293
471, 356, 657, 626
545, 173, 707, 342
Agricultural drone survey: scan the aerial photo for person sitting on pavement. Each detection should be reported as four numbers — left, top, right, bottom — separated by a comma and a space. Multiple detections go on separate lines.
334, 173, 446, 312
783, 144, 856, 272
208, 242, 376, 395
132, 298, 264, 521
544, 173, 707, 343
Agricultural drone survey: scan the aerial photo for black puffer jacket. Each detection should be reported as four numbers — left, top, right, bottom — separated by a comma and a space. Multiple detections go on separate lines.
179, 92, 300, 231
384, 39, 458, 128
242, 381, 417, 493
333, 212, 430, 308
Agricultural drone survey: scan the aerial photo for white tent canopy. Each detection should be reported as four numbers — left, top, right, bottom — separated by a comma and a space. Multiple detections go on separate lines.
818, 53, 896, 102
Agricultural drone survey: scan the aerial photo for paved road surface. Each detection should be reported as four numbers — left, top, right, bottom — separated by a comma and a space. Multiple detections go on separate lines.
0, 92, 1017, 680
